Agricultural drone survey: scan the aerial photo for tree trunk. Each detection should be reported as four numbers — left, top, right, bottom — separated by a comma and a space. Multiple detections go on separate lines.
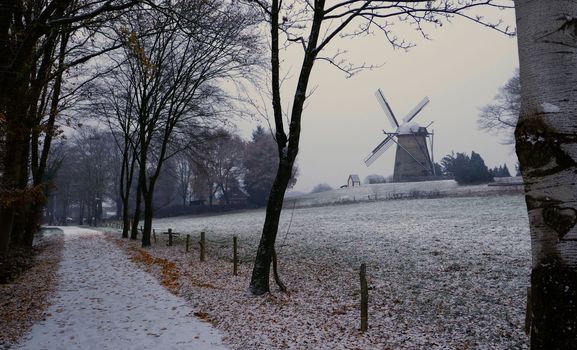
120, 143, 136, 239
130, 196, 141, 240
142, 193, 153, 247
0, 107, 28, 254
78, 200, 84, 225
141, 171, 161, 248
115, 198, 122, 218
10, 131, 32, 247
121, 199, 130, 238
249, 0, 324, 295
131, 175, 143, 240
514, 1, 577, 348
249, 159, 293, 294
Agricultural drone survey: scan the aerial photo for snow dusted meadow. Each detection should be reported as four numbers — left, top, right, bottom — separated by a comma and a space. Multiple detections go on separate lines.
290, 178, 523, 207
136, 193, 530, 349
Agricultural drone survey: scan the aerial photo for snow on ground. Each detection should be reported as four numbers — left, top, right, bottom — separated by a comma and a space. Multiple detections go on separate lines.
16, 227, 228, 350
124, 194, 530, 349
289, 179, 523, 207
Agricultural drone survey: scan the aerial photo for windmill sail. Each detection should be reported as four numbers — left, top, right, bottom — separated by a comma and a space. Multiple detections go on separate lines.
375, 89, 399, 129
402, 96, 430, 123
364, 135, 395, 166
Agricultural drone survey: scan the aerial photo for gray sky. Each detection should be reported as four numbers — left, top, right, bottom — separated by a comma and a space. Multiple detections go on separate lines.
238, 9, 519, 192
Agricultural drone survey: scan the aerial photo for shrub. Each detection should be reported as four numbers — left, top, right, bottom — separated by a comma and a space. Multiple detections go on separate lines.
310, 183, 333, 193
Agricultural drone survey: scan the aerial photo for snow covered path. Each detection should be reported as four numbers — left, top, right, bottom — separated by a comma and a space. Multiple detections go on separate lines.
17, 227, 228, 350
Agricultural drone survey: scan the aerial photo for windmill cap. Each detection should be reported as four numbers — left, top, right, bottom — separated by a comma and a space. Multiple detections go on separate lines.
397, 121, 428, 135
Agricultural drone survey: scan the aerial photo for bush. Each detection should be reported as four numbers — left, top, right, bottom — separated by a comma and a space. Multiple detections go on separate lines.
364, 174, 386, 184
310, 183, 333, 193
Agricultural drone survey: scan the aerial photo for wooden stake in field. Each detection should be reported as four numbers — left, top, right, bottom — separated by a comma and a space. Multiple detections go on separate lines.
168, 228, 173, 246
233, 236, 238, 276
199, 231, 206, 262
186, 234, 190, 252
360, 263, 368, 332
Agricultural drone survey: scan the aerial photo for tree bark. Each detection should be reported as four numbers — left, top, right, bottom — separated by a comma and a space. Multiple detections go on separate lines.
120, 140, 136, 239
11, 128, 32, 246
0, 104, 29, 254
515, 1, 577, 348
142, 192, 153, 247
249, 159, 293, 294
130, 174, 142, 240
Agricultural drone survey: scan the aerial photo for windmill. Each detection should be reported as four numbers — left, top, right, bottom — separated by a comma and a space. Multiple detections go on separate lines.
364, 89, 436, 182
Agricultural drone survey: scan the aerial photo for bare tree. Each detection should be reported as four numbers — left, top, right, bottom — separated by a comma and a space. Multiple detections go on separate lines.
46, 129, 115, 226
0, 0, 138, 253
193, 129, 246, 206
70, 128, 115, 226
514, 1, 577, 348
246, 0, 514, 295
93, 51, 141, 238
110, 1, 260, 247
478, 69, 520, 144
174, 154, 194, 206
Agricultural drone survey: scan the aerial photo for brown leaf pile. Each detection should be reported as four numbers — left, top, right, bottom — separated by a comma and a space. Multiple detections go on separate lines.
0, 235, 64, 348
127, 246, 181, 293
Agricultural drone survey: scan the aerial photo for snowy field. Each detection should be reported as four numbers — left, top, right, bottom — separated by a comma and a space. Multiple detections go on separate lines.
289, 178, 523, 207
141, 194, 530, 349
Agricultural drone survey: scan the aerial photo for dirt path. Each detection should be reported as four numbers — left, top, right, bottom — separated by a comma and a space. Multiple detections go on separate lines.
16, 227, 228, 350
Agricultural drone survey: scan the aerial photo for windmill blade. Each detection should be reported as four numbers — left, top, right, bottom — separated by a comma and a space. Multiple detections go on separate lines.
364, 135, 395, 166
375, 89, 399, 129
402, 96, 430, 123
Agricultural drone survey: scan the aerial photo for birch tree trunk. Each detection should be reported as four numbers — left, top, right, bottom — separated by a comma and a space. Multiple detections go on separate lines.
514, 1, 577, 348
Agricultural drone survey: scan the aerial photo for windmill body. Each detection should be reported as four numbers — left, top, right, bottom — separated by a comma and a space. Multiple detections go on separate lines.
364, 89, 435, 182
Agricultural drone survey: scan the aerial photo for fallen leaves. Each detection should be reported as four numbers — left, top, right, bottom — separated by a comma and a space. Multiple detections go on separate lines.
127, 246, 181, 293
0, 235, 64, 348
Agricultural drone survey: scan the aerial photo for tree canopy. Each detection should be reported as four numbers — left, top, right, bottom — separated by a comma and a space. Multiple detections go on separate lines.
441, 151, 494, 185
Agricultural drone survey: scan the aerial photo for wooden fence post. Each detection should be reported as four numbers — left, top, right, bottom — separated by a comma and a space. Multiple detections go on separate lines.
360, 263, 368, 332
233, 236, 238, 276
168, 228, 173, 246
199, 231, 205, 262
186, 234, 190, 252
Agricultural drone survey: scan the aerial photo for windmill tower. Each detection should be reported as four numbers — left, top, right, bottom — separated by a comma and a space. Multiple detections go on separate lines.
364, 89, 435, 182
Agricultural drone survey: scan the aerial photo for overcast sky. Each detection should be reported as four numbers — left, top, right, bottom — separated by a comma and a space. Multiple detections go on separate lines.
237, 8, 519, 193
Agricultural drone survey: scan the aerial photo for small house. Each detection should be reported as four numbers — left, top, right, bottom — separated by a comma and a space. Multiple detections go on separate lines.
347, 174, 361, 187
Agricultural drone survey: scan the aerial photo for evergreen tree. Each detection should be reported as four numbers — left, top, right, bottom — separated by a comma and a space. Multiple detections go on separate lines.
501, 163, 511, 177
243, 126, 297, 207
441, 151, 494, 185
433, 162, 443, 176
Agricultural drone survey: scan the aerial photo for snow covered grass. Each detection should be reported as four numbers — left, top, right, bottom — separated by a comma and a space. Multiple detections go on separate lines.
118, 194, 530, 349
289, 178, 523, 208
